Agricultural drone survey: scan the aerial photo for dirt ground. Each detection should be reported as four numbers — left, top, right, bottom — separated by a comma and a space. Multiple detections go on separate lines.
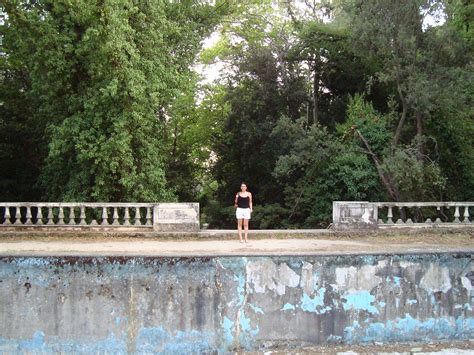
0, 228, 472, 256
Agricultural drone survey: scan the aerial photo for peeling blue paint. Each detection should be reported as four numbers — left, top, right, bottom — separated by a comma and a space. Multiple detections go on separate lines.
0, 331, 126, 353
343, 291, 379, 314
327, 334, 342, 343
238, 311, 259, 350
344, 314, 474, 344
249, 303, 264, 315
235, 273, 246, 307
136, 327, 213, 354
11, 258, 52, 267
365, 322, 386, 340
455, 316, 471, 334
386, 276, 401, 286
222, 316, 234, 345
281, 303, 296, 311
239, 311, 259, 337
343, 321, 360, 343
18, 331, 45, 351
1, 253, 473, 352
301, 288, 330, 314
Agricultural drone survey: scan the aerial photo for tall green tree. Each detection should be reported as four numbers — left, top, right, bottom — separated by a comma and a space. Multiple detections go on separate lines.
1, 0, 227, 202
346, 0, 473, 201
199, 1, 309, 227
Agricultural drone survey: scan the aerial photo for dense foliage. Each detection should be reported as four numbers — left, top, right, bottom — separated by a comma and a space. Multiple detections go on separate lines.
1, 0, 472, 228
1, 0, 228, 201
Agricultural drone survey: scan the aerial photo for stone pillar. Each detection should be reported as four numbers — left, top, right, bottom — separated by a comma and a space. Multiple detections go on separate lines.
333, 201, 378, 230
153, 203, 199, 232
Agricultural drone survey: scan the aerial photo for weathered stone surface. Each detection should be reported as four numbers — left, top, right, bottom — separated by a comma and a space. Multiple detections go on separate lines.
0, 253, 473, 352
153, 203, 199, 232
333, 201, 378, 230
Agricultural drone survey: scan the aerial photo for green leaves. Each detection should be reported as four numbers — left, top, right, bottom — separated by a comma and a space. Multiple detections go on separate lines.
339, 94, 393, 155
1, 0, 472, 228
1, 0, 225, 202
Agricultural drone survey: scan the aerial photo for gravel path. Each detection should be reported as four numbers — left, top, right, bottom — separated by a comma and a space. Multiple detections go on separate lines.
0, 229, 472, 256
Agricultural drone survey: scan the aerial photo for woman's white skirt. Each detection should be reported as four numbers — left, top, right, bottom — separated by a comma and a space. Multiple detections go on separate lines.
236, 207, 251, 220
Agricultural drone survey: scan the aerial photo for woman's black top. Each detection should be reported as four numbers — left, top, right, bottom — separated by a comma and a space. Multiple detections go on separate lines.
237, 194, 250, 208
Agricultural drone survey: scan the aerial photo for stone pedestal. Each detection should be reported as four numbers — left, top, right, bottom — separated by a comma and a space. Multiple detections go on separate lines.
153, 203, 199, 232
333, 201, 378, 230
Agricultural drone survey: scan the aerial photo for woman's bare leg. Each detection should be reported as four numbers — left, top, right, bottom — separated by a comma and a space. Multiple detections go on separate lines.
244, 219, 249, 242
237, 218, 243, 242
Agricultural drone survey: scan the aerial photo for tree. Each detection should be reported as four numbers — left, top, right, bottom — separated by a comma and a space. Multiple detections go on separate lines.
200, 1, 309, 227
344, 0, 473, 201
1, 0, 227, 202
272, 114, 383, 227
163, 80, 230, 202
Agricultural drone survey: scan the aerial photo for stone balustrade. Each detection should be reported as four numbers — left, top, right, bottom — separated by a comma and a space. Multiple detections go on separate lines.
333, 201, 473, 229
0, 202, 199, 232
376, 202, 473, 226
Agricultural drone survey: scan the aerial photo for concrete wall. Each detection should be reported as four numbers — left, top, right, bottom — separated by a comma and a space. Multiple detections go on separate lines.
0, 253, 473, 352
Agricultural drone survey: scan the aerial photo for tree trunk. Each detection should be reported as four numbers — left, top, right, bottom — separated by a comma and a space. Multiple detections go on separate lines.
356, 129, 401, 202
415, 111, 422, 136
306, 100, 311, 127
415, 110, 424, 160
312, 67, 319, 125
393, 75, 407, 147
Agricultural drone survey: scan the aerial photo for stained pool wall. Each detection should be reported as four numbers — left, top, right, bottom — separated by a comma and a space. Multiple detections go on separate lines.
0, 253, 473, 353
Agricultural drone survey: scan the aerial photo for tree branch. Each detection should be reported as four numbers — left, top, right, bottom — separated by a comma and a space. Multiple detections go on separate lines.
393, 72, 407, 146
355, 128, 400, 201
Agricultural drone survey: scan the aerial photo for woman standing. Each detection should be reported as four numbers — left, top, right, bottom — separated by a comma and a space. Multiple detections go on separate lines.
234, 182, 253, 243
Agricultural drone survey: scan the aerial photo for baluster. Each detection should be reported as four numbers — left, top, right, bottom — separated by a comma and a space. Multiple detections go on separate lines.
387, 206, 393, 224
25, 206, 33, 225
453, 206, 461, 223
37, 207, 44, 225
134, 207, 142, 226
463, 206, 471, 223
405, 206, 414, 224
58, 207, 65, 225
112, 207, 119, 225
434, 207, 442, 224
124, 207, 131, 226
67, 207, 75, 225
405, 206, 413, 224
66, 207, 73, 225
4, 207, 11, 225
90, 206, 98, 226
101, 207, 108, 225
146, 207, 152, 226
14, 207, 22, 225
79, 206, 86, 225
46, 207, 54, 225
395, 206, 404, 224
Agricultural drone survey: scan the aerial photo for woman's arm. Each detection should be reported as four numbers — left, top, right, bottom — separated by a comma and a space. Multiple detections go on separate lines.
234, 193, 239, 207
249, 193, 253, 211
